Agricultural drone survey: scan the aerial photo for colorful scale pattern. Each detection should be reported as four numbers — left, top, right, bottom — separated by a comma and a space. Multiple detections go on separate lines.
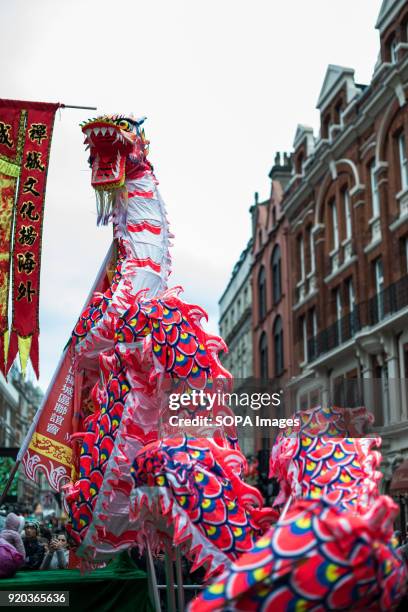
66, 290, 236, 548
65, 349, 130, 544
270, 406, 382, 511
130, 435, 275, 559
116, 293, 223, 390
190, 497, 407, 611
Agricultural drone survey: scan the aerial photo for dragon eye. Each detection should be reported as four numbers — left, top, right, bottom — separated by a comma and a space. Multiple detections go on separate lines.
118, 119, 130, 131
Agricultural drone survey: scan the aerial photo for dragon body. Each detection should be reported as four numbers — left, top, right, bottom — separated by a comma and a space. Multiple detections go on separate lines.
64, 115, 274, 573
191, 406, 407, 609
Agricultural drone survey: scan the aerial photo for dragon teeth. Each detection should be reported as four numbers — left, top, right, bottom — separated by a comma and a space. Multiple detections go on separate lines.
108, 127, 114, 135
101, 127, 107, 136
93, 127, 101, 136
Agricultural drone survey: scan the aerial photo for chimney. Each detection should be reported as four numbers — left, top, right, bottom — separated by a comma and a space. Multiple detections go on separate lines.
269, 151, 293, 189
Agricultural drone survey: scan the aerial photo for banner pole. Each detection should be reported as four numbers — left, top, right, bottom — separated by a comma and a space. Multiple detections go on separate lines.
61, 105, 97, 111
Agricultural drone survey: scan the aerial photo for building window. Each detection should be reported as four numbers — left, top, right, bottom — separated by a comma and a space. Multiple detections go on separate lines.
335, 100, 343, 124
346, 277, 356, 335
405, 237, 408, 272
343, 188, 352, 240
330, 200, 339, 250
398, 132, 408, 191
335, 287, 343, 342
309, 307, 318, 360
259, 332, 268, 379
273, 316, 284, 376
272, 206, 277, 226
390, 37, 398, 63
271, 245, 282, 304
346, 277, 355, 311
258, 267, 267, 320
373, 257, 385, 321
374, 257, 384, 294
298, 235, 305, 281
323, 114, 331, 139
297, 153, 305, 175
308, 226, 315, 273
299, 315, 307, 363
370, 161, 380, 218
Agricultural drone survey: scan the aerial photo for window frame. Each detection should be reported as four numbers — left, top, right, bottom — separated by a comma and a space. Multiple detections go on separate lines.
398, 131, 408, 191
330, 199, 339, 250
370, 161, 380, 218
272, 245, 282, 304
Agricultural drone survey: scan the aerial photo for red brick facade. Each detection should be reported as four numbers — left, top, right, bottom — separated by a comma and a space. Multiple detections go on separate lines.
250, 1, 408, 461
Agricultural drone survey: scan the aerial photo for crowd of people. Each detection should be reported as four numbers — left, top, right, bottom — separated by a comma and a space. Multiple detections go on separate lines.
0, 509, 79, 578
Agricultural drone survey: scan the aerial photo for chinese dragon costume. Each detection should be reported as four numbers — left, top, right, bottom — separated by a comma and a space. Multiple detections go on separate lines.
190, 406, 408, 610
64, 115, 275, 576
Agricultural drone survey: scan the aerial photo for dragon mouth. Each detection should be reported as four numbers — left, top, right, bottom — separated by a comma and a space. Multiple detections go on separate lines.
82, 120, 134, 191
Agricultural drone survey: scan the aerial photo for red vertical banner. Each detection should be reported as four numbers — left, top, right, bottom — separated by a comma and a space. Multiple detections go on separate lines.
4, 102, 59, 377
0, 106, 26, 373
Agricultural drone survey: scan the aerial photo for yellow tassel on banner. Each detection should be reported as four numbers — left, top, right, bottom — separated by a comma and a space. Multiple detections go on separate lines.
3, 330, 9, 365
18, 335, 32, 377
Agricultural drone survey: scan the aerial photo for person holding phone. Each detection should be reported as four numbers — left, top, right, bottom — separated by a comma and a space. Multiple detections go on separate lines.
40, 531, 68, 570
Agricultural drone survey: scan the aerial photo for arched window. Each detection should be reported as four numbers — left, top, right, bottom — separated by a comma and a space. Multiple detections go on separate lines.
307, 225, 315, 272
258, 266, 267, 320
259, 332, 268, 380
271, 245, 282, 304
296, 153, 304, 175
273, 316, 284, 376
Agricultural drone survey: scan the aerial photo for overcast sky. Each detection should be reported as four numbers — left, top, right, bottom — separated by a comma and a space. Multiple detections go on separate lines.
2, 0, 382, 391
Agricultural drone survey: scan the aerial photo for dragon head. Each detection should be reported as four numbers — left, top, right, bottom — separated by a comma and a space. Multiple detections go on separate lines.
81, 114, 151, 224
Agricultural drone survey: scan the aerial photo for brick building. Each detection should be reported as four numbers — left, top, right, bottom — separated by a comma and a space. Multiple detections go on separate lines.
221, 1, 408, 474
250, 155, 294, 453
250, 0, 408, 458
282, 0, 408, 481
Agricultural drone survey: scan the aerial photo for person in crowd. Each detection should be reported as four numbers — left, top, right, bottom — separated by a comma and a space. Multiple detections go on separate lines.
0, 536, 24, 578
40, 531, 68, 570
0, 513, 25, 557
23, 520, 45, 570
39, 525, 52, 543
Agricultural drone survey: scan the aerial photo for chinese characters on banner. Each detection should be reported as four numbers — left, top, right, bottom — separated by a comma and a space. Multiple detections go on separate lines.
0, 99, 59, 377
20, 245, 114, 490
22, 351, 75, 489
